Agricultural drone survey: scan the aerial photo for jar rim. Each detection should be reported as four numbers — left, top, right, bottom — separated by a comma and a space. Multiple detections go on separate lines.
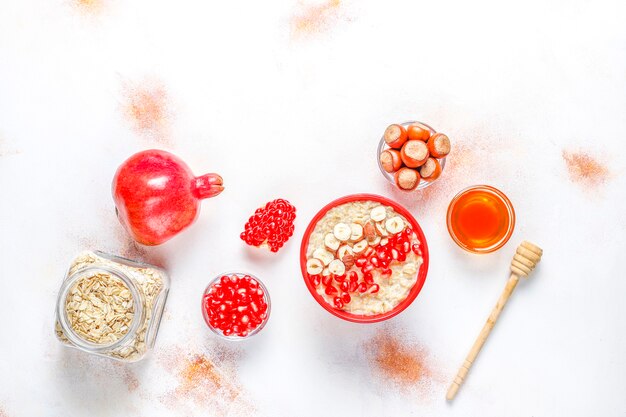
56, 265, 145, 352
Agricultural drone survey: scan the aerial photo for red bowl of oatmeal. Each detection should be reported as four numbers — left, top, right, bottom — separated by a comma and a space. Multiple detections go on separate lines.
300, 194, 429, 323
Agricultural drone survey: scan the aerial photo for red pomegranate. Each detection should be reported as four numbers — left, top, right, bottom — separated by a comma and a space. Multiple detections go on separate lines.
112, 149, 224, 245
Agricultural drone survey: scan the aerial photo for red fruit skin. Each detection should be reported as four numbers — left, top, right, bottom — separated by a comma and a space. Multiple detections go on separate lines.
112, 149, 224, 245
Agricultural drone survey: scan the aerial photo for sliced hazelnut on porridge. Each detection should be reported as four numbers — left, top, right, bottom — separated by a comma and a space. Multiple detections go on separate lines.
369, 236, 381, 247
375, 221, 389, 237
324, 233, 340, 251
380, 237, 389, 246
328, 259, 346, 276
385, 216, 405, 235
337, 244, 353, 260
322, 268, 331, 277
370, 206, 387, 222
353, 239, 368, 254
349, 223, 364, 241
333, 223, 352, 242
306, 258, 324, 275
313, 248, 334, 266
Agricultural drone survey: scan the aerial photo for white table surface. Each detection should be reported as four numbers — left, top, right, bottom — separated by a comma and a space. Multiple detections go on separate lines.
1, 0, 625, 416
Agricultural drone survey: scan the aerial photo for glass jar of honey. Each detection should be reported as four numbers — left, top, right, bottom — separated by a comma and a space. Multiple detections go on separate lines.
446, 185, 515, 253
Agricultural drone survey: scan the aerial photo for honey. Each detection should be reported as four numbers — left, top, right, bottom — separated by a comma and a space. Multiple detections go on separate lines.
446, 185, 515, 253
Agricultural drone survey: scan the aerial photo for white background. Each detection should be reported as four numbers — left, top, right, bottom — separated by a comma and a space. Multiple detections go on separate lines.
1, 0, 625, 416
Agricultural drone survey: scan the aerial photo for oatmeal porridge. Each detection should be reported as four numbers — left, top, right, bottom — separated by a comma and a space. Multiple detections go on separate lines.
305, 200, 423, 315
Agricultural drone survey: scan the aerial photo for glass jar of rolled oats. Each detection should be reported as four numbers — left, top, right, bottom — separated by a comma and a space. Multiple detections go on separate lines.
54, 251, 169, 362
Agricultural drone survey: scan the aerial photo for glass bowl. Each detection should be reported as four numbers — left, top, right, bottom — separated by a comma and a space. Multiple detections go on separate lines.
299, 194, 429, 323
377, 121, 447, 191
446, 185, 516, 254
201, 272, 271, 340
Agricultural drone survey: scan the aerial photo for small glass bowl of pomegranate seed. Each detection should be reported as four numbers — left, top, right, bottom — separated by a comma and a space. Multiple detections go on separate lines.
201, 272, 271, 340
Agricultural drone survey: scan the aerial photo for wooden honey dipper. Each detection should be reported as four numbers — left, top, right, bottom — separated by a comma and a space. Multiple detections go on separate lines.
446, 241, 543, 401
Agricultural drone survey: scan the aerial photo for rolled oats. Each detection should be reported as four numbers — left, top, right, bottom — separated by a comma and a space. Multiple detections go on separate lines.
55, 251, 169, 362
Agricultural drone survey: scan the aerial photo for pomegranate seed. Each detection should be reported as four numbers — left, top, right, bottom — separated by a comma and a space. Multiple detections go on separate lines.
355, 258, 367, 267
203, 274, 269, 338
310, 274, 321, 286
397, 252, 406, 262
369, 284, 380, 293
358, 282, 368, 293
362, 264, 374, 274
401, 241, 410, 253
333, 297, 344, 309
404, 227, 413, 236
380, 259, 390, 269
412, 243, 421, 255
370, 257, 379, 267
348, 281, 358, 292
363, 271, 374, 284
391, 249, 399, 260
349, 271, 359, 282
325, 285, 338, 295
340, 281, 349, 292
322, 274, 333, 286
241, 199, 297, 252
341, 292, 351, 304
382, 268, 392, 276
334, 274, 346, 283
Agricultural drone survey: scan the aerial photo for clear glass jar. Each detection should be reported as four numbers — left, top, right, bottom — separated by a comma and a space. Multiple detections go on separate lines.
201, 271, 271, 340
376, 120, 447, 191
54, 250, 169, 362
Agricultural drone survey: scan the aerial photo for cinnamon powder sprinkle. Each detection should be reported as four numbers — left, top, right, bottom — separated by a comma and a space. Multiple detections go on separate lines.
160, 350, 255, 416
180, 354, 227, 392
365, 328, 433, 390
291, 0, 345, 38
562, 150, 609, 187
0, 137, 20, 157
121, 79, 173, 145
69, 0, 104, 16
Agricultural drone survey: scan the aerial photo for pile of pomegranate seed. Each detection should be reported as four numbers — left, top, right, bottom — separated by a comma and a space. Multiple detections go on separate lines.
309, 227, 422, 309
241, 199, 296, 252
203, 274, 269, 338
